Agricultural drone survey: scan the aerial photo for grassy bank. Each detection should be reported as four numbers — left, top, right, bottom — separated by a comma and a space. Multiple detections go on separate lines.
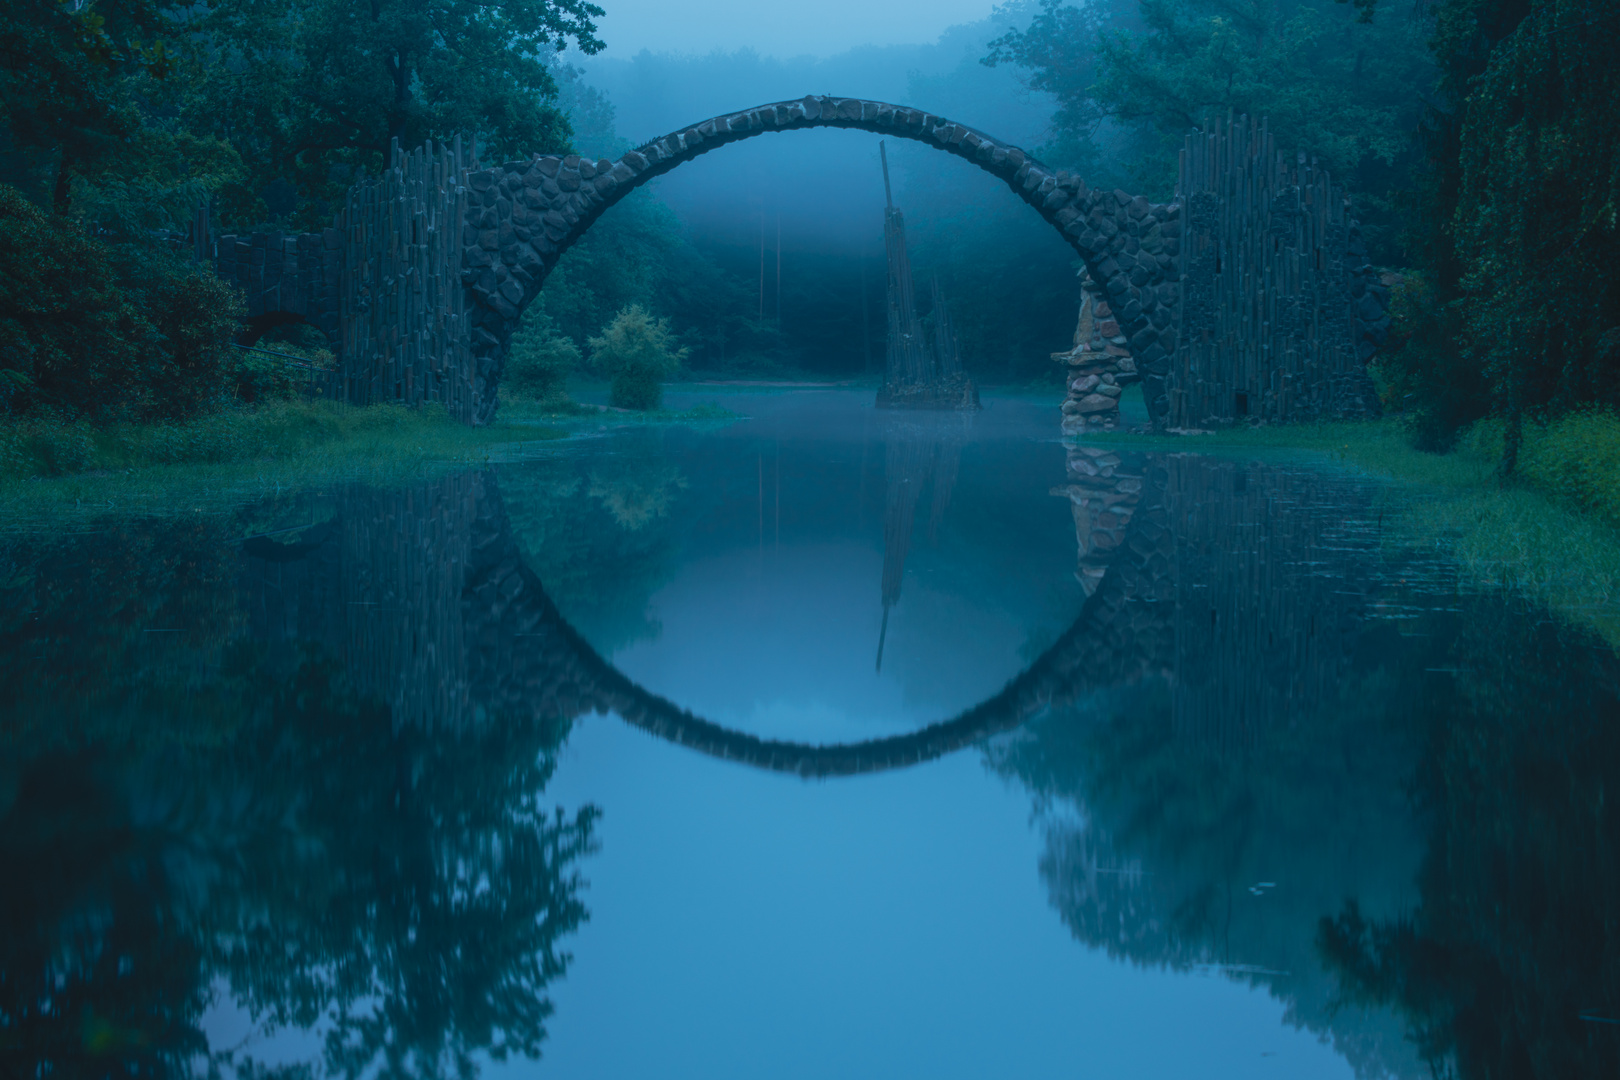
0, 399, 556, 526
0, 391, 742, 526
1095, 412, 1620, 648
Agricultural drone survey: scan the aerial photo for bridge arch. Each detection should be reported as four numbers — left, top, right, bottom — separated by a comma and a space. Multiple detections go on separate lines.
457, 463, 1173, 777
462, 96, 1182, 425
241, 463, 1172, 778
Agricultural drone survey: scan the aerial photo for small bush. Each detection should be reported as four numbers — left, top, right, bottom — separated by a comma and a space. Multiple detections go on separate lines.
1377, 272, 1490, 452
588, 305, 688, 411
0, 412, 97, 477
505, 307, 581, 398
1514, 409, 1620, 529
228, 337, 335, 404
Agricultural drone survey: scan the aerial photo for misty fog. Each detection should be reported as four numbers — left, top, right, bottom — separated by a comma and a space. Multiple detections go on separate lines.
538, 4, 1085, 379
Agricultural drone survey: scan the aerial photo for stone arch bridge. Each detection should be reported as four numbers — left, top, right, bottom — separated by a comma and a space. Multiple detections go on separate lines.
209, 97, 1388, 428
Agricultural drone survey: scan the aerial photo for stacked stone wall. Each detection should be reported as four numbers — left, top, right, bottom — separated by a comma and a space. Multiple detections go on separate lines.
1172, 115, 1389, 426
212, 229, 341, 341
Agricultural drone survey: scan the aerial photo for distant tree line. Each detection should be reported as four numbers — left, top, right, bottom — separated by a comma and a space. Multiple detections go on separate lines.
985, 0, 1620, 455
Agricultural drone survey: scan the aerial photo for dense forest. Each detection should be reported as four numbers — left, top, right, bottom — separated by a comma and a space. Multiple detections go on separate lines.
0, 0, 1616, 443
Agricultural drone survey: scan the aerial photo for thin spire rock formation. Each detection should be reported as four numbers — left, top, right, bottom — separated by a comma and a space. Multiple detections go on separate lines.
875, 142, 979, 411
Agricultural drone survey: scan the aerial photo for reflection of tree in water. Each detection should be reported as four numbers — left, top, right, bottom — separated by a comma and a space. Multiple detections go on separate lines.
587, 464, 688, 531
0, 477, 599, 1079
498, 451, 689, 653
1001, 449, 1620, 1078
0, 514, 252, 756
995, 454, 1449, 1078
1319, 601, 1620, 1079
876, 414, 969, 670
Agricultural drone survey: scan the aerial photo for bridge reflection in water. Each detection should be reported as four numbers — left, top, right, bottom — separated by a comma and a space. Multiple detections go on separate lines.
240, 439, 1392, 775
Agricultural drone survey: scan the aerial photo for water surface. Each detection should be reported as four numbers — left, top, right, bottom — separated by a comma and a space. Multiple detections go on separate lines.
5, 389, 1618, 1079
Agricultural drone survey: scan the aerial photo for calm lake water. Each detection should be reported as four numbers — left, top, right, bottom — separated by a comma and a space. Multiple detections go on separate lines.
5, 389, 1619, 1079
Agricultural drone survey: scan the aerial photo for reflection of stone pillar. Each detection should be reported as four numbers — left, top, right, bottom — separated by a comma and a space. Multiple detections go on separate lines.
1051, 445, 1144, 596
341, 476, 478, 730
875, 413, 972, 669
1055, 273, 1140, 434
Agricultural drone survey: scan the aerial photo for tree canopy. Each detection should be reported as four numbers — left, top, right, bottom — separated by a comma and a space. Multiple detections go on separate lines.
189, 0, 605, 226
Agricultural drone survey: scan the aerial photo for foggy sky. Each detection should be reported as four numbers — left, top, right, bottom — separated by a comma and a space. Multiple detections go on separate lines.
589, 0, 1012, 60
563, 6, 1063, 255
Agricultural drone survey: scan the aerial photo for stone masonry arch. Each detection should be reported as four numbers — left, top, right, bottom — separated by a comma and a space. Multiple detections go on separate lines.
464, 96, 1182, 425
212, 103, 1385, 428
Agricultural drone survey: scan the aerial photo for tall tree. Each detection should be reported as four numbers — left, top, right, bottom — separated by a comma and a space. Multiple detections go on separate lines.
1445, 0, 1619, 464
985, 0, 1434, 256
0, 0, 183, 213
191, 0, 607, 226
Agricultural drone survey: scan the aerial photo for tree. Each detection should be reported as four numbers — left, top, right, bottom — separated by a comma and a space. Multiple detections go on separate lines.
505, 301, 581, 399
0, 0, 184, 213
0, 184, 242, 420
985, 0, 1434, 255
191, 0, 606, 226
589, 305, 689, 411
1447, 0, 1620, 466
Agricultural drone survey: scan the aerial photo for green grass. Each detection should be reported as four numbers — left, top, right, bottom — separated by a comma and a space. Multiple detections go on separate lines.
0, 399, 568, 526
1087, 414, 1620, 648
0, 391, 742, 528
499, 391, 741, 426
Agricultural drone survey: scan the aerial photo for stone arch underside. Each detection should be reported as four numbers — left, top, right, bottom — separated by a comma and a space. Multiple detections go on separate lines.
463, 96, 1183, 426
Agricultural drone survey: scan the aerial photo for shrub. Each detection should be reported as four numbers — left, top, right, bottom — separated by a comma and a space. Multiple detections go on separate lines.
0, 184, 243, 421
228, 335, 335, 404
1515, 409, 1620, 530
0, 412, 97, 477
132, 255, 247, 418
588, 305, 688, 411
505, 306, 581, 398
1378, 272, 1490, 452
